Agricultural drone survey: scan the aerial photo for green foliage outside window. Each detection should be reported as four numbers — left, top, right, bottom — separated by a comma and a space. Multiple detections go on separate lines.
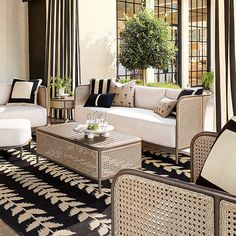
119, 8, 177, 75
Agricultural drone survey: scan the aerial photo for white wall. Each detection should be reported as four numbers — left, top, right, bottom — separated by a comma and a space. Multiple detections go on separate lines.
0, 0, 29, 84
78, 0, 117, 85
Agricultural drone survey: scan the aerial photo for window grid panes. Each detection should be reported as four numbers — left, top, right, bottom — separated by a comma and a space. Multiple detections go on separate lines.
154, 0, 180, 84
189, 0, 209, 87
117, 0, 143, 80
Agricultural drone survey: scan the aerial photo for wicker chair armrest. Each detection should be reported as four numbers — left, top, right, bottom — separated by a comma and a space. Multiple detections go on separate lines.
112, 169, 236, 236
176, 95, 205, 150
74, 85, 90, 106
112, 169, 216, 236
37, 86, 48, 109
190, 131, 217, 183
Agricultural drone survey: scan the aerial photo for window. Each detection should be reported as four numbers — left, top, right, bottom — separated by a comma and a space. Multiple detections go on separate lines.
116, 0, 210, 87
189, 0, 209, 87
117, 0, 143, 80
154, 0, 180, 84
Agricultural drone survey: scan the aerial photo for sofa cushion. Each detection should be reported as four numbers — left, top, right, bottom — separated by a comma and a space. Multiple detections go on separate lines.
196, 117, 236, 194
8, 79, 42, 105
154, 97, 177, 118
84, 93, 115, 108
109, 81, 135, 107
198, 129, 236, 195
165, 88, 181, 100
135, 86, 166, 109
0, 84, 11, 105
90, 78, 111, 94
75, 106, 176, 148
0, 105, 47, 128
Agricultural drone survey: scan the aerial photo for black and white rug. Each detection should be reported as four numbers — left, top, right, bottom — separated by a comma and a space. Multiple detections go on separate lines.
0, 142, 190, 236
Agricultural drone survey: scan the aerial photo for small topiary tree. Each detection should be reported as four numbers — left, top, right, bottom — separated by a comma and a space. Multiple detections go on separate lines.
119, 8, 177, 84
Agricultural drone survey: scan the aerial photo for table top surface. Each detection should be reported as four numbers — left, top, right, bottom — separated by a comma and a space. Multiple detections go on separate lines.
37, 123, 141, 150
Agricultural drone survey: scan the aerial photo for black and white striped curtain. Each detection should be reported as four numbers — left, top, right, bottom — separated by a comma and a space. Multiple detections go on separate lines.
44, 0, 81, 96
215, 0, 236, 131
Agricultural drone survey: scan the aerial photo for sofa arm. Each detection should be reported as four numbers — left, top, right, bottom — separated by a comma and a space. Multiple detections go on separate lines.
190, 132, 217, 183
74, 85, 90, 107
176, 94, 210, 152
37, 86, 48, 109
112, 169, 216, 236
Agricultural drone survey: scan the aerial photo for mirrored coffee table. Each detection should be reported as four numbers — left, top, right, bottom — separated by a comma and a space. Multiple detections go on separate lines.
36, 123, 141, 192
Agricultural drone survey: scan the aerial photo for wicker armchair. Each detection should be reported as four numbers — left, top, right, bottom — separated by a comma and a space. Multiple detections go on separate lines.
112, 132, 236, 236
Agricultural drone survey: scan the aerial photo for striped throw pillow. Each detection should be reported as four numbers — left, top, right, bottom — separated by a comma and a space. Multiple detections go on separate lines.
90, 79, 111, 94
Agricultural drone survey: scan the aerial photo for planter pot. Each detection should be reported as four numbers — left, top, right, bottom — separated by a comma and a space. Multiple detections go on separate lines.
58, 88, 65, 96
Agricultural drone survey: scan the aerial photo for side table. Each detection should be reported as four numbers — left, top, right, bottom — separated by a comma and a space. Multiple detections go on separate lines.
50, 97, 74, 124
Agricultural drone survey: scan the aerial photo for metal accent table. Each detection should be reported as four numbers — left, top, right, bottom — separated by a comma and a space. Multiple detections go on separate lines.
36, 123, 142, 192
50, 97, 74, 124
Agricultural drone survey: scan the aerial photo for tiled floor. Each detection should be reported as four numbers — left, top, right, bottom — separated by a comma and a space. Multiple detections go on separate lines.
0, 96, 215, 235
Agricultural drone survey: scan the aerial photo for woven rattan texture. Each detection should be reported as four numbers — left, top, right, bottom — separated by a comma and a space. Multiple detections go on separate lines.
101, 143, 141, 178
113, 174, 214, 236
192, 134, 216, 183
37, 132, 99, 178
37, 123, 140, 150
220, 200, 236, 235
177, 97, 203, 149
37, 131, 141, 180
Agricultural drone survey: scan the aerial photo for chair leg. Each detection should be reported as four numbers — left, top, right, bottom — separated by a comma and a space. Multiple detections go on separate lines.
36, 153, 39, 163
175, 148, 179, 165
20, 147, 23, 158
28, 141, 31, 149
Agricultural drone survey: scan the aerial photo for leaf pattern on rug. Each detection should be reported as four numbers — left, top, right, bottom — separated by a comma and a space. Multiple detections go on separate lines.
0, 157, 111, 234
0, 184, 75, 236
1, 140, 190, 236
9, 146, 112, 197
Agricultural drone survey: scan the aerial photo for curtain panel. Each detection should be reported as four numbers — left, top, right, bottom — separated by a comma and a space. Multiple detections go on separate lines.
44, 0, 81, 96
215, 0, 236, 131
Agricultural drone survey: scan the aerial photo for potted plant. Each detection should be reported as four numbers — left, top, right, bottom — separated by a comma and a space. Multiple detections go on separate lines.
119, 8, 177, 84
51, 76, 72, 97
201, 71, 214, 91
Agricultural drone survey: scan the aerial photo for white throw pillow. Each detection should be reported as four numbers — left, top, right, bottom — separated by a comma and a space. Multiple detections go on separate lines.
197, 116, 236, 195
109, 80, 135, 107
201, 130, 236, 195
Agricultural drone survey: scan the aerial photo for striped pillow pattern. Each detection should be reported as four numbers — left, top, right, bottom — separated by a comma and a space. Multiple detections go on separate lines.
90, 79, 111, 94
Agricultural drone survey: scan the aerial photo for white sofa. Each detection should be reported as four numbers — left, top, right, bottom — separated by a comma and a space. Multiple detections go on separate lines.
74, 85, 210, 163
0, 83, 48, 128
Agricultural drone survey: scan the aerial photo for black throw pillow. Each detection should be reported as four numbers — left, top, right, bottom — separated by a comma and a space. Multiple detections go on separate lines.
84, 93, 115, 108
196, 117, 236, 192
194, 88, 204, 95
177, 89, 194, 99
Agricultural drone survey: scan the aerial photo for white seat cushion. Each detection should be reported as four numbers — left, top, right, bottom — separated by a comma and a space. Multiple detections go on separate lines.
75, 106, 176, 147
0, 105, 47, 128
0, 119, 31, 147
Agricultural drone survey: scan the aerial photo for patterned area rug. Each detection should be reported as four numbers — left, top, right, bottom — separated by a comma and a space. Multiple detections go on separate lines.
0, 142, 190, 236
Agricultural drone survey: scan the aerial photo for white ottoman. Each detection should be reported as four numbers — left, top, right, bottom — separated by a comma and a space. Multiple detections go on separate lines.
0, 119, 32, 157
